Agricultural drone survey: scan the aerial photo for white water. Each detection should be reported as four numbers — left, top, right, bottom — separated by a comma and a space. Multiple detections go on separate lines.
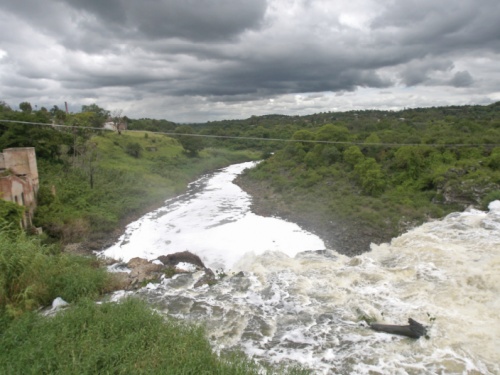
103, 162, 500, 374
102, 161, 324, 270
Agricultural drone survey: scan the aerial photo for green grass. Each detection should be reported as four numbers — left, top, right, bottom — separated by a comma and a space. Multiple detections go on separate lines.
0, 298, 310, 375
0, 228, 111, 321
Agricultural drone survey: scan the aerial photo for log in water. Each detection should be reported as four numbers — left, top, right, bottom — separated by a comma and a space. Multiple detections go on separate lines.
370, 318, 427, 339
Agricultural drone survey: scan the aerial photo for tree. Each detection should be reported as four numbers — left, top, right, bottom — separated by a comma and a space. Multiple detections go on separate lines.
48, 105, 67, 123
81, 104, 110, 127
316, 124, 350, 142
64, 140, 100, 189
364, 133, 383, 159
111, 109, 126, 134
19, 102, 32, 114
0, 101, 11, 112
291, 130, 316, 153
343, 146, 364, 168
174, 126, 204, 156
394, 146, 431, 179
0, 110, 72, 160
354, 157, 386, 196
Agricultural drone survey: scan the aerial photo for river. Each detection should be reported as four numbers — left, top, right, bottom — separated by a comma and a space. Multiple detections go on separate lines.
102, 161, 500, 374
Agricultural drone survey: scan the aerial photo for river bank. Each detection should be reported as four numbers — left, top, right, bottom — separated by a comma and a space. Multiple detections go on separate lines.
79, 160, 392, 259
234, 175, 391, 256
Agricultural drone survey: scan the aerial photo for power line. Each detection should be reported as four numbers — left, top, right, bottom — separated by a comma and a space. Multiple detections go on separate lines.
0, 119, 106, 131
1, 118, 499, 148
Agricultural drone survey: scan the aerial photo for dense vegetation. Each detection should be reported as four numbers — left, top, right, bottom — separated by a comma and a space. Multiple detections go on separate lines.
0, 228, 111, 324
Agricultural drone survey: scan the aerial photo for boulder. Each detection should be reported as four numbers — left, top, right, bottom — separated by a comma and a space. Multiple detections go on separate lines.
110, 272, 134, 290
127, 257, 151, 268
193, 268, 217, 288
126, 257, 164, 288
157, 251, 206, 269
109, 252, 217, 290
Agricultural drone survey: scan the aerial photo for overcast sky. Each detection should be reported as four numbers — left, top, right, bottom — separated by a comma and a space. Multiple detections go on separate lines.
1, 0, 499, 123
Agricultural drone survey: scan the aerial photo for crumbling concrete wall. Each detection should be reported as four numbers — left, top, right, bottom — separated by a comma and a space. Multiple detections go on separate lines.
2, 147, 39, 192
0, 147, 39, 228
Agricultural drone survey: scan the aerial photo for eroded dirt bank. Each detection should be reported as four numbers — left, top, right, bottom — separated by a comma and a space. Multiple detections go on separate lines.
234, 176, 392, 257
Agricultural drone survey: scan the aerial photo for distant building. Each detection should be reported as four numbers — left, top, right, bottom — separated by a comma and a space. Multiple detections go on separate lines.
0, 147, 39, 228
103, 118, 128, 132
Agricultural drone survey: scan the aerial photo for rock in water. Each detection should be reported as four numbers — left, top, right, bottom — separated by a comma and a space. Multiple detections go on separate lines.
157, 251, 206, 269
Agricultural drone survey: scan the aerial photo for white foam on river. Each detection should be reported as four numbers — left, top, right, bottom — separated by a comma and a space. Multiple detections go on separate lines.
103, 162, 500, 374
101, 161, 325, 269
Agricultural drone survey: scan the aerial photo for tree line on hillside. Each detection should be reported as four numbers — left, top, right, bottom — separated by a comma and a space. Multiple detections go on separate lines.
231, 102, 500, 253
0, 101, 206, 160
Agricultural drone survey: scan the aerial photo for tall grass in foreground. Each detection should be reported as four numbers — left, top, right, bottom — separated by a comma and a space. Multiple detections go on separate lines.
0, 298, 310, 375
0, 227, 111, 322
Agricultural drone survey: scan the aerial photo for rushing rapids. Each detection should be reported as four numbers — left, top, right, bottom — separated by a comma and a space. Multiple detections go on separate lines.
102, 162, 500, 374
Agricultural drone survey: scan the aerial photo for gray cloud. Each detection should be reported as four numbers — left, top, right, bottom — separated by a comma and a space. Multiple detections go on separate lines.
0, 0, 499, 122
449, 71, 474, 88
399, 59, 454, 86
60, 0, 267, 42
371, 0, 500, 52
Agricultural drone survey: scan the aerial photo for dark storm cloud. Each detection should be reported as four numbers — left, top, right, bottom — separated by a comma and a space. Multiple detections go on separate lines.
371, 0, 500, 52
60, 0, 267, 42
0, 0, 499, 121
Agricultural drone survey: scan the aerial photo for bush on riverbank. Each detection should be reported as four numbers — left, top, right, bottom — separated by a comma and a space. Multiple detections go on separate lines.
0, 227, 111, 323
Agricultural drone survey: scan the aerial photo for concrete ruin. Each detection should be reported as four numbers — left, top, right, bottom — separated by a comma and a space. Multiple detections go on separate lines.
0, 147, 39, 228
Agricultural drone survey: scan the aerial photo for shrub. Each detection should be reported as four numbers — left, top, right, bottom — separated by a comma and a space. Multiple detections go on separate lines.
0, 200, 24, 231
488, 147, 500, 170
0, 230, 110, 319
175, 125, 204, 156
125, 142, 143, 158
343, 146, 364, 168
354, 158, 386, 196
482, 190, 500, 210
